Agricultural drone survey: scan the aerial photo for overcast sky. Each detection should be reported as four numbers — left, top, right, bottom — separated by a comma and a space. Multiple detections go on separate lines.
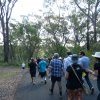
11, 0, 44, 21
0, 0, 71, 42
11, 0, 71, 21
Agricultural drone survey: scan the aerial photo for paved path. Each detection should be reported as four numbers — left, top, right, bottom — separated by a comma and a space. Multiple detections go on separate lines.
14, 71, 99, 100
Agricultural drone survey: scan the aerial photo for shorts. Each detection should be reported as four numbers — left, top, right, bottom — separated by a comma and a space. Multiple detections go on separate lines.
30, 70, 36, 77
39, 71, 46, 78
51, 76, 61, 83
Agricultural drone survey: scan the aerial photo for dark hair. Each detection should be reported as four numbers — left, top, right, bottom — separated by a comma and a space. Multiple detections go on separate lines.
96, 57, 100, 61
67, 51, 72, 56
79, 51, 85, 56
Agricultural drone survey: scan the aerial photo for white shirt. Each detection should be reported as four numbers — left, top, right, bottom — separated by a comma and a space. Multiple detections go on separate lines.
22, 63, 25, 68
63, 55, 72, 71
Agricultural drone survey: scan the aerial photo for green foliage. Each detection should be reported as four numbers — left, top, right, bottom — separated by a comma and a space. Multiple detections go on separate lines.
9, 18, 42, 63
71, 44, 82, 54
0, 62, 19, 67
91, 42, 100, 52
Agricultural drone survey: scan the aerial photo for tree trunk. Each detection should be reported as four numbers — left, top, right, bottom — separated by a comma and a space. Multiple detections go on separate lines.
3, 21, 9, 62
93, 19, 97, 43
86, 1, 90, 51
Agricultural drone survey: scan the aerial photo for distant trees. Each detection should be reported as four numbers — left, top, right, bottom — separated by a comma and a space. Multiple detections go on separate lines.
0, 0, 100, 64
73, 0, 100, 49
9, 17, 41, 62
43, 0, 100, 51
0, 0, 18, 62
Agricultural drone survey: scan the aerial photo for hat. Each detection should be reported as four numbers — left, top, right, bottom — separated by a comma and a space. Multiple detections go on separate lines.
92, 52, 100, 58
72, 54, 78, 61
71, 54, 78, 63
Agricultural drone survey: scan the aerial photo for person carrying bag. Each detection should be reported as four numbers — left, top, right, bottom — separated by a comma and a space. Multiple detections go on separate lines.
70, 63, 90, 95
65, 54, 89, 100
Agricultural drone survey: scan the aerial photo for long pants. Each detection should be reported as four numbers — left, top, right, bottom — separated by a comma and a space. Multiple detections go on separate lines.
84, 73, 93, 90
97, 78, 100, 91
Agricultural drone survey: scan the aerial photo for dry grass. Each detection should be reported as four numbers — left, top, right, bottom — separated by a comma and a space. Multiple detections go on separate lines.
0, 67, 20, 81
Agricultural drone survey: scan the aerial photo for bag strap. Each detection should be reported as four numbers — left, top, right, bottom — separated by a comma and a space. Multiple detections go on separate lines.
71, 65, 83, 87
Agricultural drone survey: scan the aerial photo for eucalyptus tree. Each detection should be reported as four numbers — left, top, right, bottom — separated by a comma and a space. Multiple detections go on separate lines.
0, 0, 18, 62
42, 14, 70, 56
73, 0, 100, 44
10, 17, 42, 62
42, 0, 73, 56
68, 10, 87, 47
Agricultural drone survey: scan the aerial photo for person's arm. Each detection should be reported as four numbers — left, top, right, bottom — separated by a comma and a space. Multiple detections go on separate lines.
85, 69, 97, 77
65, 71, 69, 80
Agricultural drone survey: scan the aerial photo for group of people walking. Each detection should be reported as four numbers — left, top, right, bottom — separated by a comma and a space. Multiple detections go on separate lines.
27, 51, 100, 100
28, 58, 48, 84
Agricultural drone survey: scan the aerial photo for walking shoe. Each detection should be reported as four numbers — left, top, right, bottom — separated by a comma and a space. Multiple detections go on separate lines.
49, 89, 53, 95
91, 87, 94, 95
44, 80, 47, 84
33, 82, 36, 85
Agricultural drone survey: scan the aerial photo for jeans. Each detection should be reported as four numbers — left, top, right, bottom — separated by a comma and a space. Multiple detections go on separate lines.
84, 73, 93, 90
97, 78, 100, 91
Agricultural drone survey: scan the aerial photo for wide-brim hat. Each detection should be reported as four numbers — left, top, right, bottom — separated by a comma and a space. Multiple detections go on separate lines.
92, 52, 100, 58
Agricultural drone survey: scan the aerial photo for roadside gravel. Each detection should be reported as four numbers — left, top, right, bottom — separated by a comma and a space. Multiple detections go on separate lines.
0, 67, 27, 100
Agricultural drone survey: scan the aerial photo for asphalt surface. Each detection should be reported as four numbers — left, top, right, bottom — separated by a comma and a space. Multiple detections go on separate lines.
14, 71, 99, 100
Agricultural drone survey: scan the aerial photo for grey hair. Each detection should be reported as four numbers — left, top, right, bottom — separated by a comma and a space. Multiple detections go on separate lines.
53, 53, 59, 58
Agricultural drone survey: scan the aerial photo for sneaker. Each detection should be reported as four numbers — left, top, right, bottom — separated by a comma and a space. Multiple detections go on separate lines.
91, 87, 94, 95
33, 82, 36, 85
49, 89, 53, 95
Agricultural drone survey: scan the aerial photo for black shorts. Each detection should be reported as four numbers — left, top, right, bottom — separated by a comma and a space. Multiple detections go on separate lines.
39, 71, 46, 78
51, 76, 61, 83
30, 70, 36, 77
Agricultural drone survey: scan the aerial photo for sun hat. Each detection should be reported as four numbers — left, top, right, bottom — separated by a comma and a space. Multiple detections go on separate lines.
92, 52, 100, 58
71, 54, 78, 63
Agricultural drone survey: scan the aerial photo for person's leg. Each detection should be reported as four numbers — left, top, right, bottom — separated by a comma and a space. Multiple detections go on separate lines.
85, 73, 94, 94
57, 77, 62, 96
40, 72, 44, 82
97, 93, 100, 100
67, 90, 74, 100
31, 77, 33, 83
75, 89, 83, 100
50, 76, 56, 94
43, 71, 47, 84
97, 78, 100, 91
30, 72, 34, 83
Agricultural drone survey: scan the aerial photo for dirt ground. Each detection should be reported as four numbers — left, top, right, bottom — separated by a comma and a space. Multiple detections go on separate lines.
0, 67, 24, 100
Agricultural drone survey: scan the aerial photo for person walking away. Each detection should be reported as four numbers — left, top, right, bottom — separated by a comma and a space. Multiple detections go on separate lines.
28, 58, 37, 84
92, 52, 100, 100
38, 58, 47, 84
48, 53, 63, 97
63, 52, 72, 73
21, 62, 25, 69
79, 51, 94, 94
65, 54, 87, 100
